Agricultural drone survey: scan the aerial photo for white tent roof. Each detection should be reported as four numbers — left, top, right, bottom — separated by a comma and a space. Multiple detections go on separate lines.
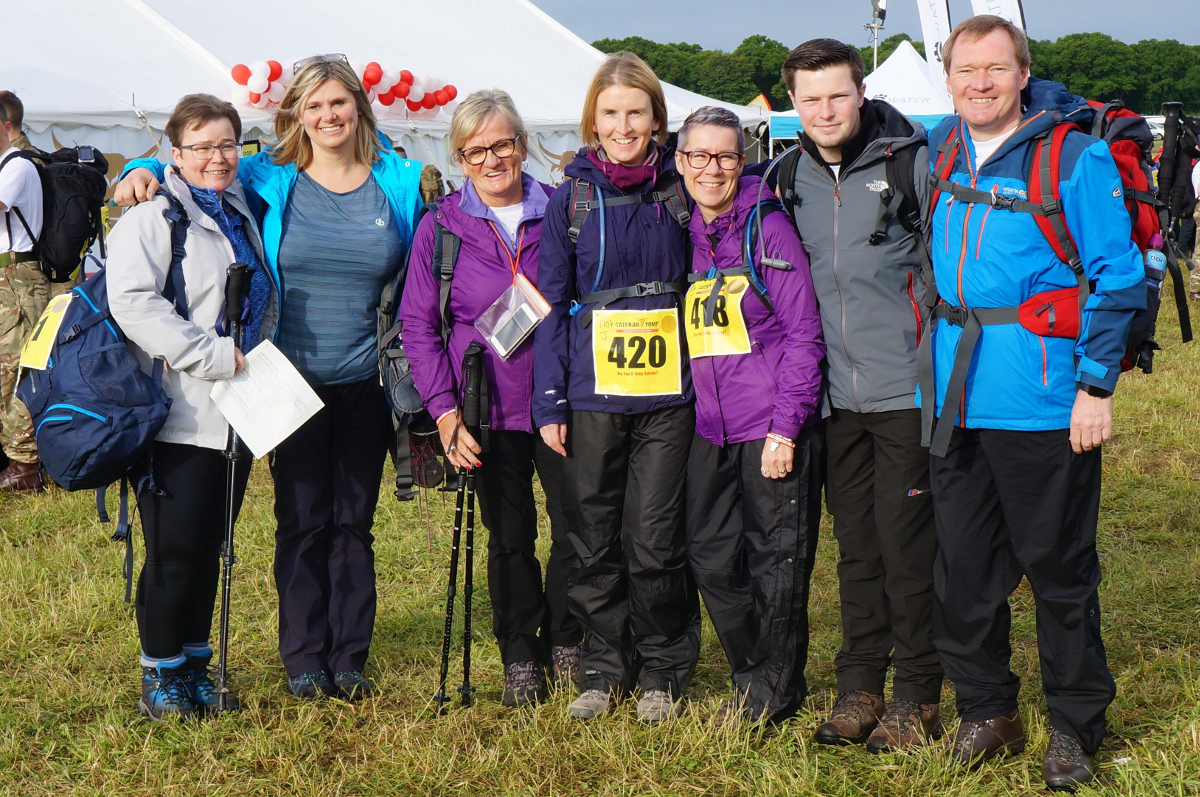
861, 40, 954, 119
12, 0, 766, 137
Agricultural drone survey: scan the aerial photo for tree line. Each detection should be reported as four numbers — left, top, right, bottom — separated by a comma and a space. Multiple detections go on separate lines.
593, 33, 1200, 115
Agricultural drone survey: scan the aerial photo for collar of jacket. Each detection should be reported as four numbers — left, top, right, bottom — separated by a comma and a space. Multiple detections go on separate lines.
688, 176, 775, 257
565, 141, 679, 194
458, 171, 549, 228
162, 167, 253, 234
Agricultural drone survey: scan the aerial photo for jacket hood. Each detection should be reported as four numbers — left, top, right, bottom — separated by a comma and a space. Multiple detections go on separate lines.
563, 142, 680, 190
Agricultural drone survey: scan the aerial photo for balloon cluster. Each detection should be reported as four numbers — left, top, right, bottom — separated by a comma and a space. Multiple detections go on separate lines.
230, 59, 459, 119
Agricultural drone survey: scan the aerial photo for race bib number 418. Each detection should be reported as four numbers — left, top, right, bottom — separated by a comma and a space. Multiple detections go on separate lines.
591, 308, 682, 397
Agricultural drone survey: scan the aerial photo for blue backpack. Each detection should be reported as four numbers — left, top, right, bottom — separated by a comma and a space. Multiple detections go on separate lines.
16, 193, 191, 598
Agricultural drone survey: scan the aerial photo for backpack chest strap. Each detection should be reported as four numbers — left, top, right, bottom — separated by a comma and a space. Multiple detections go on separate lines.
574, 281, 685, 328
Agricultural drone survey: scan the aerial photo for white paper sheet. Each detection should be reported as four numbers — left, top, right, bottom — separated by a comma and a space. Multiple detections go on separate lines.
210, 340, 324, 459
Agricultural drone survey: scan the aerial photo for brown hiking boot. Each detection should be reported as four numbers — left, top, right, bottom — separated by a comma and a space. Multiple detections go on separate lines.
949, 709, 1026, 767
865, 699, 944, 752
814, 691, 884, 745
1042, 728, 1095, 793
0, 459, 43, 493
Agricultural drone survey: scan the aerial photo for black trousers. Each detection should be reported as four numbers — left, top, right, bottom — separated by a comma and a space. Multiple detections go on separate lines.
136, 441, 250, 659
271, 377, 391, 677
824, 408, 942, 703
930, 426, 1115, 754
475, 430, 582, 664
685, 427, 823, 719
563, 405, 701, 696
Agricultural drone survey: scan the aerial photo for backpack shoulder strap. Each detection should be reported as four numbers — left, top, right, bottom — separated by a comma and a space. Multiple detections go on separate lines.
776, 148, 802, 219
929, 125, 962, 220
567, 178, 592, 245
1027, 123, 1088, 306
430, 207, 462, 347
886, 142, 938, 307
158, 192, 191, 321
653, 172, 692, 229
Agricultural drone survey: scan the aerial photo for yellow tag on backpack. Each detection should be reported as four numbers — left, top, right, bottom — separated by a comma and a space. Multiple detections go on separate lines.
684, 276, 751, 358
19, 293, 73, 371
592, 308, 682, 396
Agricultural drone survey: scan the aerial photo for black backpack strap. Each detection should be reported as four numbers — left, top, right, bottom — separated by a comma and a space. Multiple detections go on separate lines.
98, 476, 135, 603
654, 172, 692, 229
391, 413, 416, 500
776, 149, 801, 219
885, 142, 938, 308
433, 215, 462, 348
567, 179, 592, 245
158, 193, 191, 321
1090, 101, 1122, 139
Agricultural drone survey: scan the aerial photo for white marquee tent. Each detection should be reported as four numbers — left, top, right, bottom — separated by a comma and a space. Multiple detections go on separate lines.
10, 0, 768, 191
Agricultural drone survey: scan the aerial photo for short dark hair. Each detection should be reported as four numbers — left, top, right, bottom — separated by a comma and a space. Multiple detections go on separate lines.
0, 91, 21, 128
781, 38, 865, 93
165, 93, 242, 148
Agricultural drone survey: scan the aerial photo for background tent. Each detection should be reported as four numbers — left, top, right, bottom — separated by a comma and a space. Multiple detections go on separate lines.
10, 0, 767, 195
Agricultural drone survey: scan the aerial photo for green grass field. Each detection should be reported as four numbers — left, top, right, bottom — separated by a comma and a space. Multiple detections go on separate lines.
2, 301, 1199, 797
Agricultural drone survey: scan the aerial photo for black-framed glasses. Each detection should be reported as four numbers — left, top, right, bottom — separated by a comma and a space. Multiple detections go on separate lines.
178, 143, 240, 160
293, 53, 349, 72
679, 150, 744, 170
459, 137, 519, 166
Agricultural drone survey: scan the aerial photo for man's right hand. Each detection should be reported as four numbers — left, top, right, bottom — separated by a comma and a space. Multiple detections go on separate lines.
539, 423, 568, 457
113, 168, 160, 207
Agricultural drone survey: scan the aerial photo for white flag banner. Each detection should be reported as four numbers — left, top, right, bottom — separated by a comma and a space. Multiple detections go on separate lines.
969, 0, 1027, 31
916, 0, 954, 90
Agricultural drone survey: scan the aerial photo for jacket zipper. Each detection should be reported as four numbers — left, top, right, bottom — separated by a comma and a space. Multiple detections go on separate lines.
1039, 336, 1048, 386
907, 273, 923, 346
829, 177, 861, 411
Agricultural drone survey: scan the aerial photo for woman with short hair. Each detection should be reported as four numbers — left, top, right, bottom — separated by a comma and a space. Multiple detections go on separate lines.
107, 93, 272, 719
400, 89, 582, 706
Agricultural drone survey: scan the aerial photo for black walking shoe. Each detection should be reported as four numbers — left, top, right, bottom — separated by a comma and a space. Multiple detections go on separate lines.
183, 650, 240, 714
139, 662, 196, 721
551, 645, 581, 687
333, 671, 372, 701
288, 670, 336, 701
502, 661, 547, 707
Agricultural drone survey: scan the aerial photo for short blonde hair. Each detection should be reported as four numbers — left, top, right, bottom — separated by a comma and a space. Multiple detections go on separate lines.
272, 58, 382, 169
448, 89, 529, 164
943, 15, 1031, 74
580, 52, 668, 150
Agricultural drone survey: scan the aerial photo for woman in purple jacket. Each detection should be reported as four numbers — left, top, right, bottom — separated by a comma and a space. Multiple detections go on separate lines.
400, 90, 581, 708
675, 107, 826, 723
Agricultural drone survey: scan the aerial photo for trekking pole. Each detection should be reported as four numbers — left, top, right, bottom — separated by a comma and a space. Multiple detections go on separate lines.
433, 474, 465, 715
215, 262, 249, 715
457, 345, 487, 707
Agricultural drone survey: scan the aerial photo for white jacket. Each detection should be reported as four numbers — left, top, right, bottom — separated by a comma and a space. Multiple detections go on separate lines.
107, 168, 266, 451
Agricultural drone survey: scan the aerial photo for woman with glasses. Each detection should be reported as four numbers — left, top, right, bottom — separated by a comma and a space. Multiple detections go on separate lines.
106, 94, 273, 719
115, 56, 422, 702
532, 52, 701, 723
400, 90, 582, 707
673, 107, 825, 724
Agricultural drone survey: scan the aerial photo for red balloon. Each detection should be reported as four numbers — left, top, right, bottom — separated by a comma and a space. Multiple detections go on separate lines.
267, 60, 282, 82
248, 92, 261, 103
377, 90, 395, 106
406, 99, 422, 112
231, 64, 251, 86
421, 93, 437, 110
363, 64, 382, 87
434, 90, 449, 106
393, 81, 410, 99
400, 70, 414, 85
444, 85, 457, 101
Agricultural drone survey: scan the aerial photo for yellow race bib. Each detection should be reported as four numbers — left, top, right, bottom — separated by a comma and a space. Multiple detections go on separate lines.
592, 308, 682, 396
19, 293, 73, 371
684, 276, 752, 358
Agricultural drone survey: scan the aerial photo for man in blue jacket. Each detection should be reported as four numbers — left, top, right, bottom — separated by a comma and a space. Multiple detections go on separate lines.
921, 16, 1144, 792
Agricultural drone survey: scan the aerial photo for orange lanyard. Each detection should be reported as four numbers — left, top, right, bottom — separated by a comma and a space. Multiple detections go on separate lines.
488, 220, 526, 282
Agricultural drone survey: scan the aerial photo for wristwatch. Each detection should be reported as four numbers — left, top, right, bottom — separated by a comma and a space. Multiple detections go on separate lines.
1081, 384, 1112, 399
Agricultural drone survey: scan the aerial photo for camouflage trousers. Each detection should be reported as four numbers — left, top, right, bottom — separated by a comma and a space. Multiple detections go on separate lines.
1188, 205, 1200, 297
0, 260, 50, 463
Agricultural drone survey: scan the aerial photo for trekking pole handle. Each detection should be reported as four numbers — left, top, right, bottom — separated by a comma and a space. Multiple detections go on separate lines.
461, 344, 485, 430
224, 263, 249, 337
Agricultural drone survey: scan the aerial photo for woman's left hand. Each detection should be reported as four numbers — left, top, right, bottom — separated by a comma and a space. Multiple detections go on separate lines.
233, 348, 246, 375
760, 438, 794, 480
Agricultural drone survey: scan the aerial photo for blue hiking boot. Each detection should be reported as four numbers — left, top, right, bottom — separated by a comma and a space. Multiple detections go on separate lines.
288, 670, 336, 701
139, 660, 196, 721
333, 671, 372, 701
183, 649, 240, 714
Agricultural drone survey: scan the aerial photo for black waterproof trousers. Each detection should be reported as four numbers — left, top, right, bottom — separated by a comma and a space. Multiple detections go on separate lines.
824, 408, 942, 703
930, 426, 1115, 754
563, 405, 700, 696
685, 427, 823, 719
475, 430, 582, 665
271, 377, 391, 677
136, 441, 250, 659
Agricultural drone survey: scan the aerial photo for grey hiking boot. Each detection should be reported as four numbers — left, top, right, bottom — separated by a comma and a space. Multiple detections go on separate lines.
568, 688, 617, 720
502, 661, 547, 708
550, 645, 581, 687
637, 689, 683, 723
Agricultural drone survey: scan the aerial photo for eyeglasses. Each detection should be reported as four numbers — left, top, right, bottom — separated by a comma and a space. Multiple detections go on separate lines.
178, 143, 240, 160
459, 137, 519, 166
293, 53, 349, 72
679, 150, 744, 170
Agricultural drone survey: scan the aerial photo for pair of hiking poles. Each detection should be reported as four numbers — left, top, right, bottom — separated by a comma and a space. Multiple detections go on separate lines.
434, 342, 488, 715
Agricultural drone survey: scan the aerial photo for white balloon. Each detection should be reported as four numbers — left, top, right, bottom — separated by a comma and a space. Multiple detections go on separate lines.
278, 64, 294, 86
250, 60, 271, 79
366, 88, 377, 103
231, 85, 252, 106
407, 84, 425, 103
251, 95, 269, 109
350, 59, 366, 78
247, 74, 269, 93
442, 98, 460, 116
266, 82, 286, 103
375, 75, 395, 94
382, 68, 400, 87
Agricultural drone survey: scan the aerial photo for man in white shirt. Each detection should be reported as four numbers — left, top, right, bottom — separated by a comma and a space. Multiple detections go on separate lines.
0, 101, 48, 491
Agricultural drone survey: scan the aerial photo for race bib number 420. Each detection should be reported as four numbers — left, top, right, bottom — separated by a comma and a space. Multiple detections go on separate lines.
592, 308, 682, 397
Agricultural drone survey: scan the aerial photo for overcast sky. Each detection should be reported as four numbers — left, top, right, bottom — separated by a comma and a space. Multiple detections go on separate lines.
528, 0, 1200, 51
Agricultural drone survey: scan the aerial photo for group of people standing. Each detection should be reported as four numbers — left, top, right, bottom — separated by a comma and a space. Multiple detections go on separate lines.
76, 12, 1140, 796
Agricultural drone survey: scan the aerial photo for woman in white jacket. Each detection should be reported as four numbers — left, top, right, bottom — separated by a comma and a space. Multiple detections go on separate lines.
106, 94, 273, 721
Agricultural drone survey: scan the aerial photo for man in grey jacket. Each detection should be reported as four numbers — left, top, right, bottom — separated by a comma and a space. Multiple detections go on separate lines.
777, 38, 943, 751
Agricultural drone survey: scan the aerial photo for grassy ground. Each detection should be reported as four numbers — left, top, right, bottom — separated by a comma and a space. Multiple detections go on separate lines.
2, 302, 1200, 797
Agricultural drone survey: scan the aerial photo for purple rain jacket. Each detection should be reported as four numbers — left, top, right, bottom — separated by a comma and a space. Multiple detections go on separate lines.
687, 177, 825, 446
400, 173, 552, 434
532, 148, 694, 427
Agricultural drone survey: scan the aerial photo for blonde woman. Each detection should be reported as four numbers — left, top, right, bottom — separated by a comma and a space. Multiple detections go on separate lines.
532, 53, 700, 723
115, 55, 422, 701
